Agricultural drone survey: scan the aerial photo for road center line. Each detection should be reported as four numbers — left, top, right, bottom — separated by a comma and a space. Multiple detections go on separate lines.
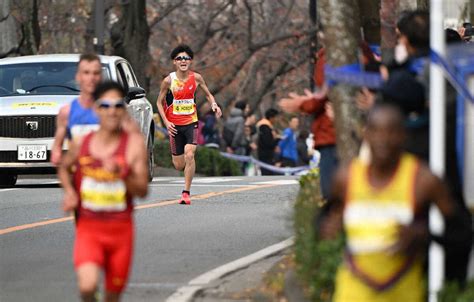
0, 184, 276, 236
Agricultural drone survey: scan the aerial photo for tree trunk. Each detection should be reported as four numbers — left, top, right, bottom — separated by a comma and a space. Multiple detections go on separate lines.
111, 0, 151, 91
0, 0, 40, 58
417, 0, 429, 10
471, 0, 474, 24
359, 0, 381, 44
319, 0, 363, 162
0, 1, 19, 58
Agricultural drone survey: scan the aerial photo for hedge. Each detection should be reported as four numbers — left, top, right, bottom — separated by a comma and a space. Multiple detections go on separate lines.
153, 140, 243, 177
293, 170, 343, 301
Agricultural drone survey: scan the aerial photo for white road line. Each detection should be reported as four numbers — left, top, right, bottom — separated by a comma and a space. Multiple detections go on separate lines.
251, 179, 299, 185
165, 237, 294, 302
172, 177, 243, 184
148, 184, 255, 188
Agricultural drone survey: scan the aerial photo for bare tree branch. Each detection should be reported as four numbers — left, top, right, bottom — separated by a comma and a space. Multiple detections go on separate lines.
0, 12, 10, 23
149, 0, 185, 29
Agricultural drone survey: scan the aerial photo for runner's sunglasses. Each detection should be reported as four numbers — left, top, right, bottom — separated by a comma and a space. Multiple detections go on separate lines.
174, 56, 192, 61
97, 99, 126, 109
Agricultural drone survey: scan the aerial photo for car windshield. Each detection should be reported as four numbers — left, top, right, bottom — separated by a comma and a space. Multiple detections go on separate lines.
0, 62, 110, 96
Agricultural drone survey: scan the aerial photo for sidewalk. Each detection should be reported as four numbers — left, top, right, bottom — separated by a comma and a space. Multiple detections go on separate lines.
193, 248, 309, 302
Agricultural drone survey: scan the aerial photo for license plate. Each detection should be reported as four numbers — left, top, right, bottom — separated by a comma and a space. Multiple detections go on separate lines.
18, 145, 47, 161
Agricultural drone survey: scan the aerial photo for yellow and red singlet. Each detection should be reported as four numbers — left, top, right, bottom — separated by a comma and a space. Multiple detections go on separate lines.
164, 71, 198, 126
334, 153, 425, 302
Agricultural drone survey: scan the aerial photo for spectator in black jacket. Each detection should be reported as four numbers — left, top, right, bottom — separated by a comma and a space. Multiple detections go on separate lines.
257, 108, 280, 175
297, 129, 311, 166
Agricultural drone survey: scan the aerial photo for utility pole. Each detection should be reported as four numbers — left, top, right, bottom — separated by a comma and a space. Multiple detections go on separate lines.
94, 0, 105, 54
429, 0, 446, 301
309, 0, 317, 91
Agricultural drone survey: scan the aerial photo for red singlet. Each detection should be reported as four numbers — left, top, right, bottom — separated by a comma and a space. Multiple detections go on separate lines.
164, 71, 198, 125
73, 131, 133, 293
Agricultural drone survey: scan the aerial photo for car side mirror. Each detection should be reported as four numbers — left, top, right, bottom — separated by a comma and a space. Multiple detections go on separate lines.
126, 87, 146, 102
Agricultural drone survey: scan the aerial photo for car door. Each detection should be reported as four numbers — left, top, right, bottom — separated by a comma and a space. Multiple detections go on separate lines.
115, 62, 142, 129
120, 61, 152, 137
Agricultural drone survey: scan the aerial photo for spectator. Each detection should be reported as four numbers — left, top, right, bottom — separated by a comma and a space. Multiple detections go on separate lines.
446, 28, 463, 43
244, 125, 256, 156
279, 45, 337, 198
223, 100, 247, 155
278, 117, 299, 167
297, 129, 311, 166
257, 108, 280, 175
245, 113, 258, 136
199, 103, 220, 147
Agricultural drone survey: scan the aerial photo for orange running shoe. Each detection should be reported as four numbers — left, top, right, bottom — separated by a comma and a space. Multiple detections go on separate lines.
180, 191, 191, 205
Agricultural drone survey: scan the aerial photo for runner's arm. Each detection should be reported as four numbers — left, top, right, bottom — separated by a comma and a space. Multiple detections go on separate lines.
124, 133, 148, 197
195, 73, 222, 118
389, 165, 456, 255
51, 104, 70, 165
156, 77, 177, 136
57, 139, 80, 212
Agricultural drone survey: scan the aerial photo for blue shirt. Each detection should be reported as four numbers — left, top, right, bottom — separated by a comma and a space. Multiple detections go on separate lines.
66, 98, 100, 139
278, 128, 298, 162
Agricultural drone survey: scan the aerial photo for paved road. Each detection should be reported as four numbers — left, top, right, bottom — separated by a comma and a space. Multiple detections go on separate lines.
0, 175, 298, 302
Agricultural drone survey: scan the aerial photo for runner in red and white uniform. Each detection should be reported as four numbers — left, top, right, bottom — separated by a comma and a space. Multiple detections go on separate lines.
58, 81, 148, 302
156, 44, 222, 205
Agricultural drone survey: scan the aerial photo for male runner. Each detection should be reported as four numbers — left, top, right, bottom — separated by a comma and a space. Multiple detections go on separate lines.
58, 81, 148, 302
51, 54, 137, 165
51, 54, 102, 165
156, 44, 222, 205
321, 103, 457, 302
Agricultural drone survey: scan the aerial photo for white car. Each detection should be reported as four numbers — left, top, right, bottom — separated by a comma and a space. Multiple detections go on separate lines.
0, 54, 155, 186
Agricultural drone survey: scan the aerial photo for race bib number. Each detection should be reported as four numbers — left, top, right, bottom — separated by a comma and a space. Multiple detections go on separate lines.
173, 99, 195, 115
80, 176, 127, 212
71, 124, 99, 140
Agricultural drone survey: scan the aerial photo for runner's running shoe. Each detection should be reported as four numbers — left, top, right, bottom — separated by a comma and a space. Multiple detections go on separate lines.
180, 192, 191, 205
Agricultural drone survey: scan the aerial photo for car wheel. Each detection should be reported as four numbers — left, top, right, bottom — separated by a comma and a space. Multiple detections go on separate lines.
147, 134, 154, 182
0, 173, 17, 187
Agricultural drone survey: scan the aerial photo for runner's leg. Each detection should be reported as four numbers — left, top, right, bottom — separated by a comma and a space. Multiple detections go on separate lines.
77, 263, 100, 302
183, 144, 197, 191
104, 222, 133, 300
172, 155, 185, 171
171, 126, 186, 171
104, 292, 120, 302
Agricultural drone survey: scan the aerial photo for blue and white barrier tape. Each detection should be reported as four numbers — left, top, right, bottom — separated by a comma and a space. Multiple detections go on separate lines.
325, 63, 383, 89
430, 50, 474, 104
323, 49, 474, 104
220, 152, 310, 175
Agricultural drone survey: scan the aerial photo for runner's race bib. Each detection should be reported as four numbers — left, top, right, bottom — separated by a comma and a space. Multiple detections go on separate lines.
71, 124, 100, 141
80, 176, 127, 212
173, 99, 195, 115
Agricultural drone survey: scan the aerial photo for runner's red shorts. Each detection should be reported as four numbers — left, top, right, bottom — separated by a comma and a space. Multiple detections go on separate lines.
74, 218, 134, 293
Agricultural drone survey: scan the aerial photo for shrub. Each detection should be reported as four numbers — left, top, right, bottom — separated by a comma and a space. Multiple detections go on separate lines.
439, 280, 474, 302
153, 140, 243, 176
293, 170, 344, 301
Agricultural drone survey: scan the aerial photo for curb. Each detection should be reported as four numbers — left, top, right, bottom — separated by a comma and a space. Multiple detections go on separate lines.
165, 237, 294, 302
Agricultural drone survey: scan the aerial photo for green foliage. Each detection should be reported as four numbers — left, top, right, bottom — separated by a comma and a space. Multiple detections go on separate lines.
293, 170, 344, 302
153, 139, 174, 169
153, 140, 242, 176
439, 280, 474, 302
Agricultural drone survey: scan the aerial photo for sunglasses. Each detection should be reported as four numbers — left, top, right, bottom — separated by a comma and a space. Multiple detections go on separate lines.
97, 99, 126, 109
174, 56, 192, 61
